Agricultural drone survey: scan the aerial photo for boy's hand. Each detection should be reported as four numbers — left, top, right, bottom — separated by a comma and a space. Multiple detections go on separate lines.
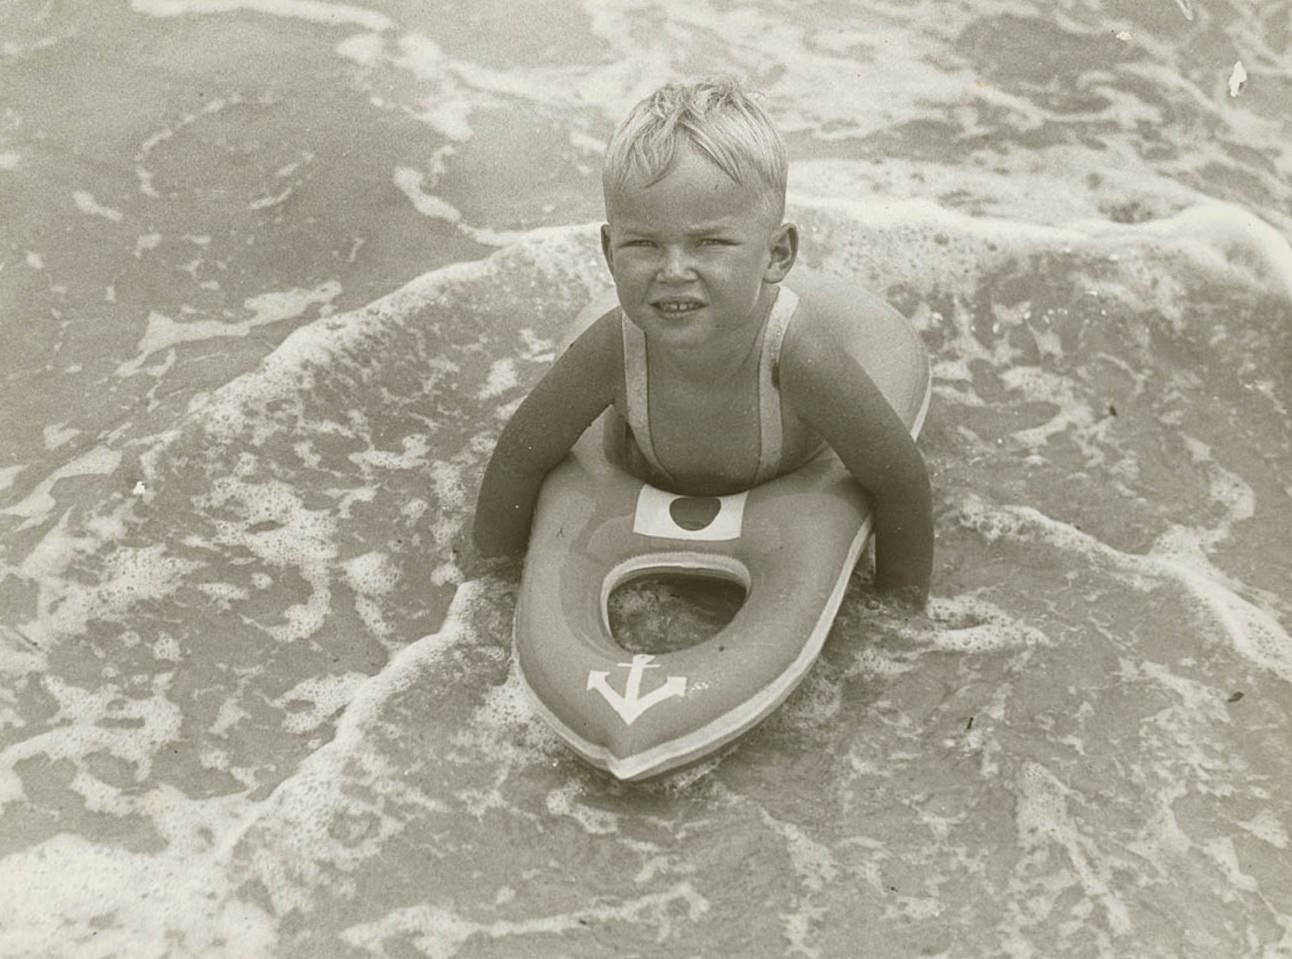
861, 581, 929, 617
451, 520, 522, 581
879, 582, 928, 614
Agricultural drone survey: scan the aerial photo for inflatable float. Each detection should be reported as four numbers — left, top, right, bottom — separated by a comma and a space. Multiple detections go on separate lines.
514, 280, 931, 781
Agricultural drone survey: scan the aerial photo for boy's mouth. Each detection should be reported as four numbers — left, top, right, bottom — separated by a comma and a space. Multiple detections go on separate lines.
651, 298, 705, 316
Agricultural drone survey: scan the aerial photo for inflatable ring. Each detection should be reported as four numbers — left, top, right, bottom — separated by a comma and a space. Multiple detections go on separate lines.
515, 287, 931, 781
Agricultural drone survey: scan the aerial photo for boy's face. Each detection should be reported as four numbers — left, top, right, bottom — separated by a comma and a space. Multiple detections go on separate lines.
601, 147, 796, 350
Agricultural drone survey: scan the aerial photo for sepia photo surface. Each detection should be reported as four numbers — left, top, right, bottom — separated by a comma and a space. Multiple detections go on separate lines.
2, 1, 1289, 956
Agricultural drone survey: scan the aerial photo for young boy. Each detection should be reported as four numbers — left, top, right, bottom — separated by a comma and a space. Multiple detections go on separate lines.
470, 77, 932, 609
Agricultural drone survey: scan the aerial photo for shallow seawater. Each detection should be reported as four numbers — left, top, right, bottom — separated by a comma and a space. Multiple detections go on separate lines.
608, 574, 747, 654
2, 1, 1290, 957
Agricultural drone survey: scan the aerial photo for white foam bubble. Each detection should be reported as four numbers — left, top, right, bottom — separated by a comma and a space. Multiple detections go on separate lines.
1235, 811, 1289, 849
760, 809, 838, 894
183, 250, 510, 442
1093, 202, 1292, 302
1013, 761, 1132, 936
1202, 837, 1260, 895
244, 282, 342, 325
334, 30, 383, 66
41, 423, 79, 450
226, 582, 493, 912
128, 0, 393, 31
996, 366, 1110, 464
428, 459, 469, 513
1148, 535, 1292, 684
209, 698, 249, 736
794, 666, 848, 724
0, 825, 278, 959
152, 633, 182, 661
517, 327, 555, 361
117, 282, 341, 376
957, 494, 1292, 684
276, 671, 370, 733
457, 223, 533, 247
199, 476, 337, 643
0, 464, 25, 494
454, 658, 558, 774
393, 165, 462, 222
0, 673, 183, 809
850, 644, 920, 680
195, 581, 249, 608
17, 520, 200, 647
790, 174, 1292, 326
2, 445, 123, 529
342, 551, 401, 637
394, 35, 478, 141
0, 608, 45, 673
340, 882, 709, 958
341, 550, 398, 595
72, 190, 124, 222
755, 807, 840, 958
247, 183, 294, 211
350, 434, 430, 471
1126, 779, 1194, 866
544, 781, 620, 835
917, 594, 1053, 654
477, 358, 519, 400
1120, 659, 1229, 725
132, 233, 162, 258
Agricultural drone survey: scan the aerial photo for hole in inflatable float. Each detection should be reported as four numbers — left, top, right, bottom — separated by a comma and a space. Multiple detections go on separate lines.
607, 570, 747, 655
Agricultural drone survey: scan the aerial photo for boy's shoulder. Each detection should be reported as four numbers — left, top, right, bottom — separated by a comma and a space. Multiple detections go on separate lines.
786, 269, 898, 335
783, 269, 908, 358
780, 270, 927, 416
561, 287, 621, 352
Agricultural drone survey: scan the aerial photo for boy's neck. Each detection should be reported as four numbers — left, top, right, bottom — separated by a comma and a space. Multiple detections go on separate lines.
647, 285, 779, 382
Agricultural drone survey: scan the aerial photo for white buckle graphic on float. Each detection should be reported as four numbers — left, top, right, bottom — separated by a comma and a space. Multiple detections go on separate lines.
587, 654, 687, 725
632, 486, 748, 541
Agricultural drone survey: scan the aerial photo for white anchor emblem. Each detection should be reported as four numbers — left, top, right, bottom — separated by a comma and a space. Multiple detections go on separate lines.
587, 654, 687, 725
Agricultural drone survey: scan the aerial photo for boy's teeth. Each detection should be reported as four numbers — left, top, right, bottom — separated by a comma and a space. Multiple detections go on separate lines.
657, 301, 701, 313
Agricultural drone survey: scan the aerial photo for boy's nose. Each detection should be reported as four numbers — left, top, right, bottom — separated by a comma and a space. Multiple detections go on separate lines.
658, 247, 695, 281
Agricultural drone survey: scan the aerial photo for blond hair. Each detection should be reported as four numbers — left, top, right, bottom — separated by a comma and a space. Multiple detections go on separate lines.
602, 77, 788, 221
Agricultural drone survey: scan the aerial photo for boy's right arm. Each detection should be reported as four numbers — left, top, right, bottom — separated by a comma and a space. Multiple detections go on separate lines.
471, 309, 620, 557
777, 299, 933, 610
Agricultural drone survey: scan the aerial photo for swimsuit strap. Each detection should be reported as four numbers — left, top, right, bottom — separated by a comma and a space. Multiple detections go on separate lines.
620, 313, 672, 482
754, 285, 799, 485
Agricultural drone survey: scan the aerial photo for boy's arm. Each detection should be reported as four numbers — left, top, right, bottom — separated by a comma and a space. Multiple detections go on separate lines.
472, 310, 620, 557
777, 310, 933, 609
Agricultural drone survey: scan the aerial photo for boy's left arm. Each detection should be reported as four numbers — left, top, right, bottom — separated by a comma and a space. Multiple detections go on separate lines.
778, 314, 933, 610
472, 310, 620, 557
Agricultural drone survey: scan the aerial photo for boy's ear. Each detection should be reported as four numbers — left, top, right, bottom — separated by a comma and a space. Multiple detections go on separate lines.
600, 224, 614, 272
764, 222, 799, 283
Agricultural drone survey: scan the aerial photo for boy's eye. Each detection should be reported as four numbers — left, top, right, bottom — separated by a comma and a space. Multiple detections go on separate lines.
699, 237, 734, 246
